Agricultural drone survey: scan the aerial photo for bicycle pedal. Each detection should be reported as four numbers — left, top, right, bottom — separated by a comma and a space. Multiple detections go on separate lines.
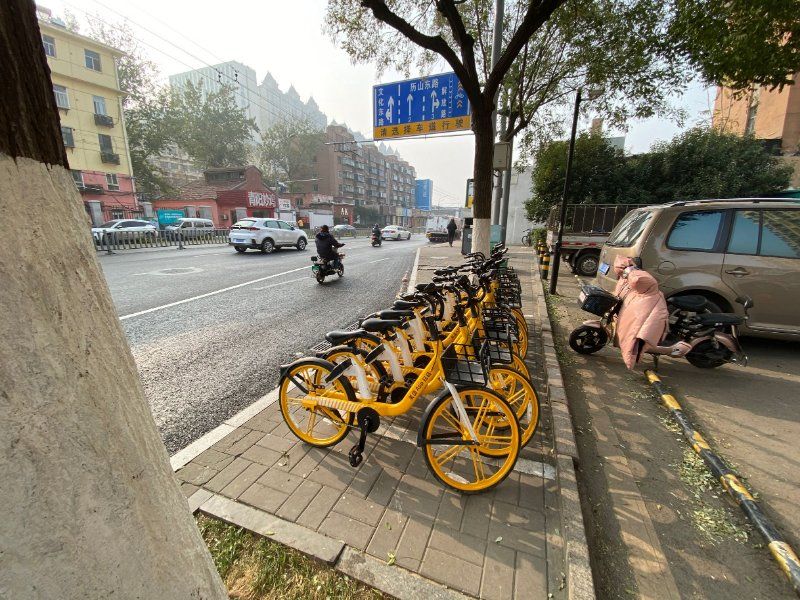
348, 447, 363, 467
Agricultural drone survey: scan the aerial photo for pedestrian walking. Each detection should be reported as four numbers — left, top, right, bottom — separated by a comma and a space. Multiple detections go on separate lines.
446, 218, 457, 247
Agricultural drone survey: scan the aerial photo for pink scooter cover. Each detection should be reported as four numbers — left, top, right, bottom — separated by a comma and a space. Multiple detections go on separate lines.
612, 256, 669, 369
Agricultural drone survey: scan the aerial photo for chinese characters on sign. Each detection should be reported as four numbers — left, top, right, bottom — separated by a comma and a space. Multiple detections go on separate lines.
248, 191, 276, 208
373, 72, 471, 140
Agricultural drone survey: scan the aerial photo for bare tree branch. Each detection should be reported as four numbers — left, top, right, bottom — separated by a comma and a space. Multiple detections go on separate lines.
435, 0, 479, 86
484, 0, 566, 99
359, 0, 479, 100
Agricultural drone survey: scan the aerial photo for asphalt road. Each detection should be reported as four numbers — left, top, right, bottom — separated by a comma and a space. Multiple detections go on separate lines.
98, 236, 427, 453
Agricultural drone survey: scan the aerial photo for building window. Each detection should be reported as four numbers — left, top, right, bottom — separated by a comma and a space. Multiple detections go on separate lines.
106, 173, 120, 191
110, 209, 124, 220
98, 134, 113, 153
61, 126, 75, 148
71, 170, 84, 187
92, 95, 107, 115
745, 87, 760, 135
84, 49, 102, 71
53, 84, 69, 109
42, 34, 56, 57
313, 184, 319, 192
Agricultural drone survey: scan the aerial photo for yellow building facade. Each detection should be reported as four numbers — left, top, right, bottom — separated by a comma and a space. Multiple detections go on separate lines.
40, 17, 137, 224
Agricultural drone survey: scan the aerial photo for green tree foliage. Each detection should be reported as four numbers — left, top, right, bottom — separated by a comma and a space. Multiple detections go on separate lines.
169, 82, 258, 169
84, 18, 174, 197
671, 0, 800, 91
253, 120, 324, 191
526, 127, 793, 222
527, 131, 628, 221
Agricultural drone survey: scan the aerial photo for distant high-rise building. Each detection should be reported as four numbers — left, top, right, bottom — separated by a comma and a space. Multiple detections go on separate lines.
169, 61, 261, 126
415, 179, 432, 210
258, 72, 327, 131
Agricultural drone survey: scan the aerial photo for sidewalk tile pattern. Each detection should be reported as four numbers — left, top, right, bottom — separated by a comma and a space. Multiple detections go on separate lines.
177, 248, 563, 599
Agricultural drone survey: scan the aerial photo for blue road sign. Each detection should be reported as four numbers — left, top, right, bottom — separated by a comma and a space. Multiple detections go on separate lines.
373, 72, 471, 139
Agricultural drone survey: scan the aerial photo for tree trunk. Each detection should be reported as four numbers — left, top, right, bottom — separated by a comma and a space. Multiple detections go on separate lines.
471, 109, 495, 255
0, 2, 227, 597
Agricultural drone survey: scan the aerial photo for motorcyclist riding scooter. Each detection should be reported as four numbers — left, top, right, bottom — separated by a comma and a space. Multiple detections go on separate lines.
371, 223, 382, 247
312, 224, 345, 283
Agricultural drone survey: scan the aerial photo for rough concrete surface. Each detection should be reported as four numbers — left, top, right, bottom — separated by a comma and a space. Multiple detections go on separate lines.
0, 157, 226, 599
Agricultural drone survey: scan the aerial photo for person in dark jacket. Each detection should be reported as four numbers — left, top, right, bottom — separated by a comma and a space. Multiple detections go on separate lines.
446, 218, 458, 246
372, 223, 381, 238
315, 224, 345, 270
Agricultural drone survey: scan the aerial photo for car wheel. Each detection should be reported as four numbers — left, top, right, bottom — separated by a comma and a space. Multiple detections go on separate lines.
297, 238, 307, 251
575, 253, 599, 277
234, 246, 247, 253
260, 238, 274, 254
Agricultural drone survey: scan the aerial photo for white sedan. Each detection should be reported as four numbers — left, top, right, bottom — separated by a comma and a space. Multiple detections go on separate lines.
91, 219, 158, 242
381, 225, 412, 240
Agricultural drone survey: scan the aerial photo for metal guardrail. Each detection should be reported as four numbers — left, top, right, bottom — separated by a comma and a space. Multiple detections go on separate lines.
94, 229, 231, 253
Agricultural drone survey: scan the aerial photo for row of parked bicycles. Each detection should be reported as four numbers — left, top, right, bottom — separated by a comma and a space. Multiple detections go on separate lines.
277, 245, 540, 494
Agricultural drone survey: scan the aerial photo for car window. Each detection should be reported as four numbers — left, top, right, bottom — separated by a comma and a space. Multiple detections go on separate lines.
100, 221, 119, 228
265, 220, 280, 229
727, 210, 760, 255
278, 221, 293, 230
605, 210, 652, 247
232, 219, 256, 228
667, 210, 724, 251
121, 221, 139, 228
760, 210, 800, 259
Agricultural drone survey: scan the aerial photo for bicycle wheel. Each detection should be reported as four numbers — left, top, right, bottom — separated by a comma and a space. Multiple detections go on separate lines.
510, 353, 531, 379
421, 387, 520, 494
323, 345, 388, 402
487, 367, 539, 448
279, 358, 355, 447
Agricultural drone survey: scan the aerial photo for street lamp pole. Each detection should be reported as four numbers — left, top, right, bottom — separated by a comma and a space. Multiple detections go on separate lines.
549, 88, 582, 295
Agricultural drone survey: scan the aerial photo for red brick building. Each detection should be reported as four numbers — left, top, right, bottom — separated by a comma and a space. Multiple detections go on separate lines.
153, 166, 279, 227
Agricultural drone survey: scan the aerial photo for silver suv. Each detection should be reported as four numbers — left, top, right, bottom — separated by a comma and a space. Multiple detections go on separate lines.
229, 218, 308, 254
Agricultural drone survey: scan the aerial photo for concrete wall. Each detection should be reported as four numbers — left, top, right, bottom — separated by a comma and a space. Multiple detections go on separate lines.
506, 166, 544, 244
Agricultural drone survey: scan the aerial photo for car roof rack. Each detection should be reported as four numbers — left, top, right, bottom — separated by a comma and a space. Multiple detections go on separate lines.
660, 197, 800, 208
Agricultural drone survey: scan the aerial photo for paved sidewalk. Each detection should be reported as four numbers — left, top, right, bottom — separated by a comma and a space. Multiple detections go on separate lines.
174, 243, 580, 599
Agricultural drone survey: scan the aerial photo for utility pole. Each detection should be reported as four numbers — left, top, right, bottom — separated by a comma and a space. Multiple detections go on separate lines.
499, 134, 513, 244
549, 88, 582, 295
489, 0, 505, 227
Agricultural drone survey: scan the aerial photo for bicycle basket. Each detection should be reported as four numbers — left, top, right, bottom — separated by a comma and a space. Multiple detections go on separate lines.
472, 331, 513, 366
441, 342, 489, 385
578, 285, 619, 316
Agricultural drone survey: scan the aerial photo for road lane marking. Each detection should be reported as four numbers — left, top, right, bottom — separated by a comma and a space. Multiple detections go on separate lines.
368, 258, 390, 264
253, 277, 305, 291
119, 265, 308, 320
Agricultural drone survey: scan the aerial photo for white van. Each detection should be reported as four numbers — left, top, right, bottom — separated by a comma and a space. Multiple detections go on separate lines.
165, 218, 215, 238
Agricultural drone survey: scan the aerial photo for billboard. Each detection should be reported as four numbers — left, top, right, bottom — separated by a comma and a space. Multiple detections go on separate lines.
157, 209, 184, 227
465, 179, 474, 208
373, 72, 471, 140
415, 179, 432, 210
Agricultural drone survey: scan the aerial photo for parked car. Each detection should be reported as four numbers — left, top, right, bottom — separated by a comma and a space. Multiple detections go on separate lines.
92, 219, 158, 243
164, 218, 215, 238
229, 218, 308, 253
382, 225, 412, 240
595, 198, 800, 338
332, 224, 357, 237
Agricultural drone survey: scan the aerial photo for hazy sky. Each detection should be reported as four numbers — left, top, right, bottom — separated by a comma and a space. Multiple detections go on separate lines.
48, 0, 716, 207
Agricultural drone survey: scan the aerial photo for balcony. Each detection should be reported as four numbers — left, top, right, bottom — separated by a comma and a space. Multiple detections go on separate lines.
81, 183, 105, 194
101, 151, 120, 165
94, 114, 114, 127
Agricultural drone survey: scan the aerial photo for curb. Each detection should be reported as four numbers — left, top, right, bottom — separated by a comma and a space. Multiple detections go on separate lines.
530, 260, 596, 600
645, 371, 800, 597
193, 491, 470, 600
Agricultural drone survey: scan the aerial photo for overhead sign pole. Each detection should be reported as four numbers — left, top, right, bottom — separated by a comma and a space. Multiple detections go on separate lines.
373, 72, 471, 140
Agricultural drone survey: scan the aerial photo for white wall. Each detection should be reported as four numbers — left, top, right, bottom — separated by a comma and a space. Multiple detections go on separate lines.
506, 166, 544, 244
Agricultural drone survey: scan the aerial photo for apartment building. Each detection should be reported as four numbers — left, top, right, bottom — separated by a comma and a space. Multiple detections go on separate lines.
298, 124, 421, 226
713, 77, 800, 188
258, 72, 327, 131
39, 13, 136, 225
